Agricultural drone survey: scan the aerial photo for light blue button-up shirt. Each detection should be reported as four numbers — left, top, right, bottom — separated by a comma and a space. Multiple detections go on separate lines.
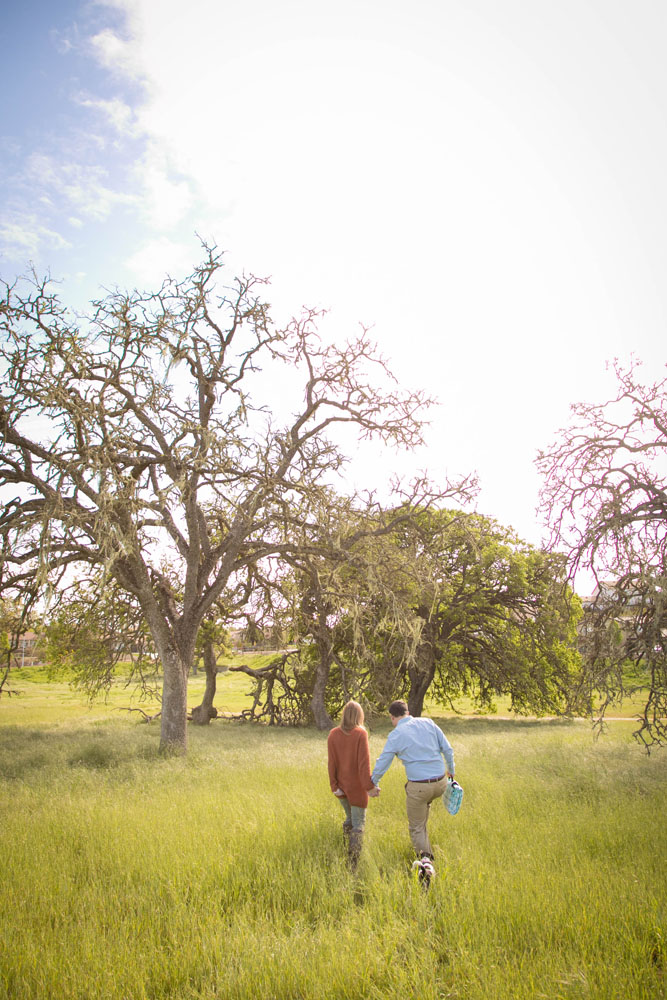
371, 715, 455, 785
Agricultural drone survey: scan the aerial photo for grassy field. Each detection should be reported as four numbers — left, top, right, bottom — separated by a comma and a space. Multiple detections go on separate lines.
0, 658, 261, 724
3, 655, 652, 726
0, 672, 665, 999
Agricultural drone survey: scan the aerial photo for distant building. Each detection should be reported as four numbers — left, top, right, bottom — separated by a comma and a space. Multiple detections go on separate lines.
9, 631, 41, 668
579, 579, 665, 658
580, 581, 642, 612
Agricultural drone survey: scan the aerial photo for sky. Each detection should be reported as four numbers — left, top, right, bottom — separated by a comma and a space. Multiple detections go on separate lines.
1, 0, 665, 574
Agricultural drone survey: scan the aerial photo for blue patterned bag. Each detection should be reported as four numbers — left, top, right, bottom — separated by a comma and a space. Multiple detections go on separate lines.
442, 777, 464, 815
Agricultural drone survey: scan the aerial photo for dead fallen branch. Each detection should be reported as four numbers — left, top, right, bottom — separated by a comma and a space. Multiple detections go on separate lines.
115, 706, 162, 723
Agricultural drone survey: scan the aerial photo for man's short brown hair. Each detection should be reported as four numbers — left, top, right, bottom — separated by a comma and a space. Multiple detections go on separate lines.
389, 700, 409, 718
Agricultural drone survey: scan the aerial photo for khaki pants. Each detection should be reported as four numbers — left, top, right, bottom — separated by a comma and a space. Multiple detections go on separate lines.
405, 777, 447, 855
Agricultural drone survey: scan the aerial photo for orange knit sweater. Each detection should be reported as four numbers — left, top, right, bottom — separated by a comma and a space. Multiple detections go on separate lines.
327, 725, 375, 808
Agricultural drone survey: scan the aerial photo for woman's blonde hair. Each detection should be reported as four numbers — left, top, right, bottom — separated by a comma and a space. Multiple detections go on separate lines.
340, 700, 364, 733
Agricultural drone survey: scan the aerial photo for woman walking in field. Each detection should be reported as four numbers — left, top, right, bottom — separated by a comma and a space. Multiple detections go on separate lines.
327, 700, 378, 869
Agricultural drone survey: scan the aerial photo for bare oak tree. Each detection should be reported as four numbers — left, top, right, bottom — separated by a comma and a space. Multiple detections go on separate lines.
0, 246, 435, 752
538, 360, 667, 748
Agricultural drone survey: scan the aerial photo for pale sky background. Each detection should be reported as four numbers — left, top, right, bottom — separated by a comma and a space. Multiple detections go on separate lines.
1, 0, 665, 582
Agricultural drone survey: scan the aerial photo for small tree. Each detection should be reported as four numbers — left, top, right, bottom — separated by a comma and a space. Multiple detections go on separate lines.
0, 247, 435, 752
190, 601, 236, 725
538, 360, 667, 749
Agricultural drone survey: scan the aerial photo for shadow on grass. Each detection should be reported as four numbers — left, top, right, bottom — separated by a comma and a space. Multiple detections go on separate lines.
365, 713, 582, 739
0, 715, 581, 781
0, 712, 588, 781
430, 715, 582, 737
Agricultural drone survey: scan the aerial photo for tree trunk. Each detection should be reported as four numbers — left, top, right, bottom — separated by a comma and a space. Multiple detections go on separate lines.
407, 649, 436, 718
310, 647, 334, 730
191, 641, 218, 725
160, 649, 189, 753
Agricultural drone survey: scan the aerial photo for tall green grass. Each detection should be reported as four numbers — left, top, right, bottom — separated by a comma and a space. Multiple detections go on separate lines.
0, 693, 665, 998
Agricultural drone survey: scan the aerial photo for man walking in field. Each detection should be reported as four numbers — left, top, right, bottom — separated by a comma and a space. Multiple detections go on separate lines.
370, 700, 455, 886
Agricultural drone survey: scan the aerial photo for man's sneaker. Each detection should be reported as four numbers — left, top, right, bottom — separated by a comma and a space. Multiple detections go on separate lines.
411, 854, 435, 888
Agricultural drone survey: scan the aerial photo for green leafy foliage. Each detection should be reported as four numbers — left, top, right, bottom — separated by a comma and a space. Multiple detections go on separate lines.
262, 505, 582, 724
42, 576, 159, 700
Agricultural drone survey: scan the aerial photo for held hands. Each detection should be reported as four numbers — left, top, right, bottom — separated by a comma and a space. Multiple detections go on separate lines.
333, 786, 380, 798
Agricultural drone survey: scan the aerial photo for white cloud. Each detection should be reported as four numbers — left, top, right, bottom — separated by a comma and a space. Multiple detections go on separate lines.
25, 153, 59, 189
52, 34, 74, 55
24, 153, 137, 223
76, 95, 136, 135
89, 27, 141, 78
0, 219, 71, 260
